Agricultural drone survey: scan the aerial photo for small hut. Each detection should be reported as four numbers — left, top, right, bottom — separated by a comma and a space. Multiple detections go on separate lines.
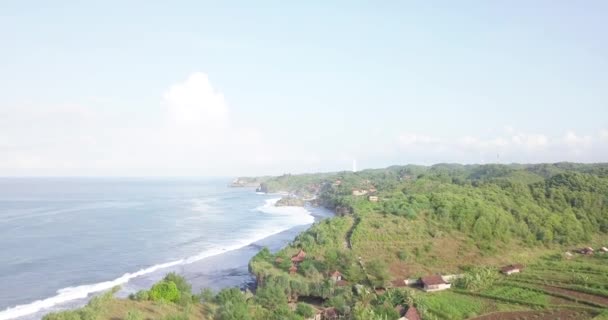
291, 249, 307, 263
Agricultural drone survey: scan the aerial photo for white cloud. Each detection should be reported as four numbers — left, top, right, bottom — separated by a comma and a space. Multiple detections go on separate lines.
164, 72, 229, 130
511, 133, 548, 149
0, 72, 324, 176
398, 133, 439, 146
394, 127, 608, 164
563, 130, 592, 149
456, 131, 548, 150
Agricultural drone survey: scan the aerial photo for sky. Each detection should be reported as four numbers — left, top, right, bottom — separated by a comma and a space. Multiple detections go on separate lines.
0, 1, 607, 176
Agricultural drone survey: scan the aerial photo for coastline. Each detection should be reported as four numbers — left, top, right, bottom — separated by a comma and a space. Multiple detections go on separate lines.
2, 197, 333, 320
179, 204, 332, 293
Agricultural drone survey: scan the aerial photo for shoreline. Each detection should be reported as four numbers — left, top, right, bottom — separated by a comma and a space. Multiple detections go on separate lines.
1, 199, 333, 320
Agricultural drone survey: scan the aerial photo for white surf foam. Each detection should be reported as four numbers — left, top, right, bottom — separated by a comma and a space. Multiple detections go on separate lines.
0, 198, 315, 320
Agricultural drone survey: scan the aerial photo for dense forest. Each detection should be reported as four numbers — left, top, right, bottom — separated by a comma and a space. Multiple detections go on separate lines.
264, 163, 608, 248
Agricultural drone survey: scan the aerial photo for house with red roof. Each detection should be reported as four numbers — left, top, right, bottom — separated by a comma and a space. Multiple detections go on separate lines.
420, 275, 451, 292
291, 249, 306, 263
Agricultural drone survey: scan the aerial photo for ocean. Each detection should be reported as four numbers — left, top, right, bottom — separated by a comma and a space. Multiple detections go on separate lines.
0, 178, 331, 320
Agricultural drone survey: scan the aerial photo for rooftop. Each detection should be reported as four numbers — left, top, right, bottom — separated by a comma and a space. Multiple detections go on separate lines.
421, 275, 446, 286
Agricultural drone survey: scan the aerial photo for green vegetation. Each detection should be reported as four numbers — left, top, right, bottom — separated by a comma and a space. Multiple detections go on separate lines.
45, 163, 608, 319
43, 286, 122, 320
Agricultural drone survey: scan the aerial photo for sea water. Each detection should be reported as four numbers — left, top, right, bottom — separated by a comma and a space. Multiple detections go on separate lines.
0, 178, 329, 320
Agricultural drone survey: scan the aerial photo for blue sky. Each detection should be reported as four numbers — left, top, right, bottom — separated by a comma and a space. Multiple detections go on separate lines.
1, 1, 607, 176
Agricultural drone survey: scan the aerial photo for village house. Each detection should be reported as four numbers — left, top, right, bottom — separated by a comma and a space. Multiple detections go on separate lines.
352, 189, 369, 196
275, 257, 284, 265
564, 251, 574, 259
368, 195, 379, 202
291, 249, 306, 263
420, 275, 451, 292
579, 247, 594, 255
501, 264, 524, 275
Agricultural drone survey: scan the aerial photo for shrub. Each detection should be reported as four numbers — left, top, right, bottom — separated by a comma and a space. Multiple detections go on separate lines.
269, 305, 304, 320
295, 303, 315, 318
149, 281, 181, 303
397, 250, 408, 261
162, 314, 188, 320
373, 303, 399, 320
43, 311, 83, 320
255, 285, 288, 310
366, 259, 390, 289
196, 287, 215, 303
131, 290, 149, 301
125, 310, 143, 320
454, 266, 500, 291
164, 273, 192, 296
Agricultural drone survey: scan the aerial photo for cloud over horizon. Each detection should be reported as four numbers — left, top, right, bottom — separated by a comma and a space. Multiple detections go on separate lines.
396, 128, 608, 165
0, 72, 606, 176
0, 73, 324, 176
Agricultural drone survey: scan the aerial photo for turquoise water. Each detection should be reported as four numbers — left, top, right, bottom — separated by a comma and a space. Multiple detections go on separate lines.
0, 178, 327, 319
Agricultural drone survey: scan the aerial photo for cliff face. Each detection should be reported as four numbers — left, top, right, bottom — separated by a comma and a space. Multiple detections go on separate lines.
256, 183, 269, 193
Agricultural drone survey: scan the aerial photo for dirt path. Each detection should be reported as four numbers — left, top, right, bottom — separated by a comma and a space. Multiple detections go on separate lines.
344, 216, 360, 249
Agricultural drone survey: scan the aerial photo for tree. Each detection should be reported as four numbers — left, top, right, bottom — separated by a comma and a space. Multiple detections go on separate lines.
164, 273, 192, 296
215, 288, 250, 320
366, 260, 390, 289
149, 280, 181, 303
295, 303, 315, 318
255, 285, 287, 310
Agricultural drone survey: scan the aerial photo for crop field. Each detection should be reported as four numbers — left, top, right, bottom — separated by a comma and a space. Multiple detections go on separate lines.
412, 253, 608, 319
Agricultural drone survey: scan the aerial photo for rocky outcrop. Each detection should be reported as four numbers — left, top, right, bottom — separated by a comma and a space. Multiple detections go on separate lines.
256, 183, 269, 193
230, 178, 260, 188
275, 196, 305, 207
